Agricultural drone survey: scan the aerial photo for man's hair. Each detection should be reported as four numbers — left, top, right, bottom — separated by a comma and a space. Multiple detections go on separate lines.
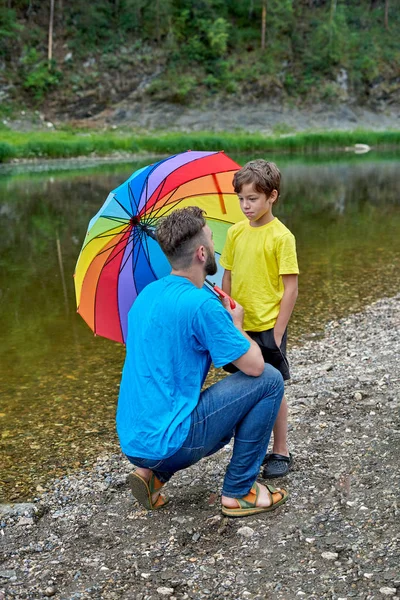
156, 206, 208, 269
233, 159, 281, 200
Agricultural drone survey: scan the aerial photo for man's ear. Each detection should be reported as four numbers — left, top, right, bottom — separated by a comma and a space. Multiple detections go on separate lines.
195, 244, 206, 263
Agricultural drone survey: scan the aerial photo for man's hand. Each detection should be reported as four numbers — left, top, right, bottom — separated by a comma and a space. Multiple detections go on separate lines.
221, 296, 244, 329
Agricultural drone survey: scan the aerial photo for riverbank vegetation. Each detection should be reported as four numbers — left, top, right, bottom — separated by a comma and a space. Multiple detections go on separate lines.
1, 129, 400, 162
0, 1, 398, 118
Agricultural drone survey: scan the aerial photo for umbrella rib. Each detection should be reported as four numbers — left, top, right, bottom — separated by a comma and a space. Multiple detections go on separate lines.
130, 230, 148, 282
95, 230, 130, 240
118, 231, 139, 274
103, 226, 143, 272
144, 176, 168, 221
114, 195, 133, 219
145, 186, 180, 223
102, 231, 134, 268
103, 240, 136, 267
127, 182, 140, 215
140, 227, 160, 281
89, 225, 131, 242
118, 235, 139, 274
144, 174, 150, 213
97, 215, 130, 225
87, 225, 132, 258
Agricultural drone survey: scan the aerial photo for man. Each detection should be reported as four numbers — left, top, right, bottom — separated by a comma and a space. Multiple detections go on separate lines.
116, 206, 287, 517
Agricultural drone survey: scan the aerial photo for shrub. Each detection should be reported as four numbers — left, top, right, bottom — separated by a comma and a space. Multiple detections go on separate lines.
0, 142, 15, 162
20, 49, 62, 101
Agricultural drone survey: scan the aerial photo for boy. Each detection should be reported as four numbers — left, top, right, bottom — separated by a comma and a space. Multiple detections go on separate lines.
220, 160, 299, 479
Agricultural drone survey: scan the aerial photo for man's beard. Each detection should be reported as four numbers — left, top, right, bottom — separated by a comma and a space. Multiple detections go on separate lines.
205, 246, 218, 276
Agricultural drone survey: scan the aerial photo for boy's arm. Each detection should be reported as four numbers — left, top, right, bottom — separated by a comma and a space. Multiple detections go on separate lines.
274, 274, 298, 347
222, 269, 232, 296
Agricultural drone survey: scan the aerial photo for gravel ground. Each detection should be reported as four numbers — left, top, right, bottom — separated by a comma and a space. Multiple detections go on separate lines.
1, 295, 399, 600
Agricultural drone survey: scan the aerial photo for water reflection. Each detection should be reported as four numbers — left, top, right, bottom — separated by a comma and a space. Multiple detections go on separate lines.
1, 154, 399, 501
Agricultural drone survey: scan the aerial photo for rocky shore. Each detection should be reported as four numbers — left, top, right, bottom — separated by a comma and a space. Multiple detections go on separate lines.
96, 100, 400, 134
1, 295, 399, 600
3, 99, 400, 134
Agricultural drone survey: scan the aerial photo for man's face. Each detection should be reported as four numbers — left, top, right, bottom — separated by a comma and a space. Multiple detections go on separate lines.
203, 225, 217, 276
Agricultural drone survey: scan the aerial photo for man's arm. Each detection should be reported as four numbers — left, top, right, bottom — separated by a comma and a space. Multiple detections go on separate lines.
222, 269, 231, 296
274, 274, 298, 347
221, 297, 264, 377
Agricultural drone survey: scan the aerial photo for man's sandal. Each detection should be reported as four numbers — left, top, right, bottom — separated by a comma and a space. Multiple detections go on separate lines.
127, 471, 169, 510
262, 453, 293, 479
221, 482, 288, 518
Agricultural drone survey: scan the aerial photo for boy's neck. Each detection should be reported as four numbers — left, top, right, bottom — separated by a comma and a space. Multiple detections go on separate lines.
249, 212, 275, 228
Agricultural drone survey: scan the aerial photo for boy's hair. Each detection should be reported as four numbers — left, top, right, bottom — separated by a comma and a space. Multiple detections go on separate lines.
233, 160, 281, 200
156, 206, 207, 269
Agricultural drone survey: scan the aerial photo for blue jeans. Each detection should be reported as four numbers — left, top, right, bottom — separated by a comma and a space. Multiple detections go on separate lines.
126, 364, 284, 498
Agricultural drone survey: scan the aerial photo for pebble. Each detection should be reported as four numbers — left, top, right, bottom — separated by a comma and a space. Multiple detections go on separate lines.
321, 552, 339, 560
157, 588, 174, 596
17, 516, 34, 526
0, 570, 16, 579
237, 526, 255, 538
379, 589, 397, 597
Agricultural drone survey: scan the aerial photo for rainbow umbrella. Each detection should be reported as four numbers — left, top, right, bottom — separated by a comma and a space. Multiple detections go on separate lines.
74, 150, 244, 343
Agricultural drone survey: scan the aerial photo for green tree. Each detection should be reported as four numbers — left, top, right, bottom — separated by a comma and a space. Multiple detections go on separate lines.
0, 6, 22, 59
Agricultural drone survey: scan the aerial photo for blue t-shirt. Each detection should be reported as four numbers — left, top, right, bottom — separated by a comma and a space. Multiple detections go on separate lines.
116, 275, 250, 459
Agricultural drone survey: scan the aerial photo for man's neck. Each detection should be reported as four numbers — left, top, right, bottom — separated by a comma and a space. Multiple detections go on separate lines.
171, 267, 205, 289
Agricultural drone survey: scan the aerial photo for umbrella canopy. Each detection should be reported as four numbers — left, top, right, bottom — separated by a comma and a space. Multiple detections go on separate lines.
74, 150, 244, 343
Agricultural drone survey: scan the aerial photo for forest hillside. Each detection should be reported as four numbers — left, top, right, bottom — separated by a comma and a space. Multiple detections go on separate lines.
0, 1, 399, 128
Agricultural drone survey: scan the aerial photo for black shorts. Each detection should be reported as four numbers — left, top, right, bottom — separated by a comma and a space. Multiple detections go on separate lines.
222, 328, 290, 381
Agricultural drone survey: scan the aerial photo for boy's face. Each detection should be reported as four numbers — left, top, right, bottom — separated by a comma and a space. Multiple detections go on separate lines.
237, 182, 277, 226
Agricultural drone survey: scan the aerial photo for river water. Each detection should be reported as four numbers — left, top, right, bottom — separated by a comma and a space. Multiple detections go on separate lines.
1, 152, 399, 502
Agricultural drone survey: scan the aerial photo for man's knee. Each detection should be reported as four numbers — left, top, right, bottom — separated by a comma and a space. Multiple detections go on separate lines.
261, 363, 284, 395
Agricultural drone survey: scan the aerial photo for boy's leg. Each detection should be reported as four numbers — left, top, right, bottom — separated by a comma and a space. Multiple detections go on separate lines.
248, 329, 293, 478
270, 396, 289, 456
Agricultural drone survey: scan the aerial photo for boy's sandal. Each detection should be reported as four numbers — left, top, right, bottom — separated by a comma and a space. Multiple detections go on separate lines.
127, 471, 169, 510
262, 453, 293, 479
221, 482, 288, 518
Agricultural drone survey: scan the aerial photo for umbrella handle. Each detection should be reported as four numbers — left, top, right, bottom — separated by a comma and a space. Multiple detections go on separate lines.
213, 285, 236, 310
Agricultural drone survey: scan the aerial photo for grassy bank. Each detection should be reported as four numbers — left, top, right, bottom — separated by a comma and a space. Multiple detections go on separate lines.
1, 129, 400, 162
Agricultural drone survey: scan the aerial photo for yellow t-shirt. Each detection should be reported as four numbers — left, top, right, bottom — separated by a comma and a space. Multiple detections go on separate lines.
220, 218, 299, 331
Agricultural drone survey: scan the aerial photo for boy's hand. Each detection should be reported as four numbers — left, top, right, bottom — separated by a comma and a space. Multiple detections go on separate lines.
221, 296, 244, 329
274, 330, 283, 348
